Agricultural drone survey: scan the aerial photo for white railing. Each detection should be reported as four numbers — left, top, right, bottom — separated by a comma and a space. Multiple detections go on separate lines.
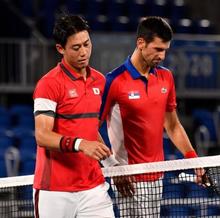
1, 34, 220, 97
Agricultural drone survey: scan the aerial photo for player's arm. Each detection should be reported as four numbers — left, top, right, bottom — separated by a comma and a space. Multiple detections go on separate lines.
164, 110, 204, 183
164, 110, 197, 157
35, 114, 62, 150
35, 114, 111, 161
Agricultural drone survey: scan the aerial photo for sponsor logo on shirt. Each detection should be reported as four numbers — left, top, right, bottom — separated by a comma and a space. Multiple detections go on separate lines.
161, 87, 167, 94
93, 88, 100, 95
128, 91, 140, 99
69, 89, 78, 98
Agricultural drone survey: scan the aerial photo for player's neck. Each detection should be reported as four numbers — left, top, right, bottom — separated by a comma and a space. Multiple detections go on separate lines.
65, 61, 87, 80
76, 69, 87, 81
131, 53, 150, 78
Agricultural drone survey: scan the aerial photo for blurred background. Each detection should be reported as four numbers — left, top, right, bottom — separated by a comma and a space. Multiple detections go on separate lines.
0, 0, 220, 177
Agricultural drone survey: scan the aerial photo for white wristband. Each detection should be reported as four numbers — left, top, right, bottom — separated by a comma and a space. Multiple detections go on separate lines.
74, 138, 82, 151
101, 155, 120, 167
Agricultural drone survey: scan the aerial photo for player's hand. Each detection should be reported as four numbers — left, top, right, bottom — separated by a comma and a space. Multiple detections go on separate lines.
78, 139, 111, 161
113, 175, 135, 197
195, 168, 205, 185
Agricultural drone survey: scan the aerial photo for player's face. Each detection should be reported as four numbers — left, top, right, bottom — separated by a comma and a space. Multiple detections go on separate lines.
139, 36, 170, 68
57, 30, 92, 72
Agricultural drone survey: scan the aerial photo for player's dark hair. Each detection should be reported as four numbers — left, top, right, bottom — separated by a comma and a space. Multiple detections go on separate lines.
53, 13, 90, 47
137, 16, 173, 43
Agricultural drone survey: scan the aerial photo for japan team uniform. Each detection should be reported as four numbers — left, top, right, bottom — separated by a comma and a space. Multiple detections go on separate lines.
100, 56, 177, 217
33, 59, 114, 218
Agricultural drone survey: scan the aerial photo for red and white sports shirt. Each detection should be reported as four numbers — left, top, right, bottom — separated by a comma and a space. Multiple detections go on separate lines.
100, 56, 177, 167
33, 59, 105, 191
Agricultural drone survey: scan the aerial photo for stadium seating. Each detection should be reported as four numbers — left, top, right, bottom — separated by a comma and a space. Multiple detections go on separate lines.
16, 135, 36, 175
207, 205, 220, 216
89, 15, 110, 31
163, 183, 186, 198
193, 109, 217, 146
174, 18, 194, 34
127, 0, 148, 19
167, 205, 197, 216
65, 0, 83, 14
0, 104, 35, 176
0, 150, 7, 177
0, 136, 14, 150
185, 182, 211, 198
194, 19, 215, 34
9, 104, 33, 117
19, 153, 35, 175
11, 126, 34, 138
163, 136, 175, 160
0, 115, 11, 129
3, 0, 217, 35
148, 0, 169, 17
0, 128, 7, 137
169, 0, 188, 22
9, 104, 34, 128
160, 206, 169, 217
19, 135, 37, 154
0, 106, 11, 128
110, 16, 131, 32
163, 135, 184, 160
84, 0, 106, 20
106, 0, 127, 18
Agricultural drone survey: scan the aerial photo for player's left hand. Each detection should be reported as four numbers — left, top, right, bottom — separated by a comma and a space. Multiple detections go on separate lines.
113, 175, 135, 197
195, 168, 205, 185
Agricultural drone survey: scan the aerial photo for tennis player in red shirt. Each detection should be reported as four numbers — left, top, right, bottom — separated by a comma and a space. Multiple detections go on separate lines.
33, 14, 114, 218
100, 16, 203, 217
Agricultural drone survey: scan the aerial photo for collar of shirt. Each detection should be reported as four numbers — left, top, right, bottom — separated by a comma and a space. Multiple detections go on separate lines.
124, 56, 156, 80
60, 59, 91, 81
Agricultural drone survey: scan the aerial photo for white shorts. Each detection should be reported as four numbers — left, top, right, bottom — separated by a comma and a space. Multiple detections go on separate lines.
33, 182, 115, 218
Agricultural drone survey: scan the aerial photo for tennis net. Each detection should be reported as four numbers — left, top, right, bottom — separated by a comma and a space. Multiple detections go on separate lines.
0, 155, 220, 217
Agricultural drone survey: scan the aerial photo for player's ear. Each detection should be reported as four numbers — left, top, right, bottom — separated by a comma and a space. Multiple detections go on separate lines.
137, 38, 145, 50
56, 44, 65, 55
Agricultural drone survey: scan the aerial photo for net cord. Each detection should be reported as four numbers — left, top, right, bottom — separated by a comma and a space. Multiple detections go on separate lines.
102, 155, 220, 177
0, 175, 34, 188
0, 155, 220, 188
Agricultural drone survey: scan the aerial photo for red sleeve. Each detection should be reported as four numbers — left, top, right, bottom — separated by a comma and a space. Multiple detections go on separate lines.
33, 76, 60, 103
166, 72, 177, 112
